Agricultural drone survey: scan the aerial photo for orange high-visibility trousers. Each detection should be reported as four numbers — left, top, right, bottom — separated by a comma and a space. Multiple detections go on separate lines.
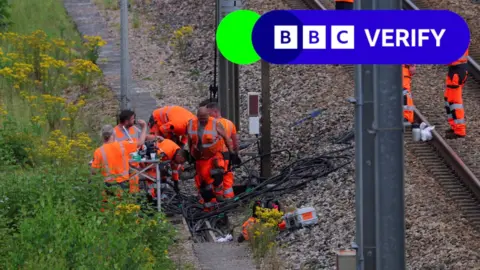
444, 66, 468, 136
403, 88, 414, 123
222, 155, 235, 199
195, 152, 225, 209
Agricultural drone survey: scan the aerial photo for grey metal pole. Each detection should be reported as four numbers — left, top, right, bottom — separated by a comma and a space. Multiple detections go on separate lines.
216, 0, 228, 118
354, 60, 365, 270
354, 0, 377, 268
217, 0, 242, 123
156, 162, 161, 212
120, 0, 130, 110
373, 1, 404, 268
260, 60, 271, 178
232, 63, 240, 129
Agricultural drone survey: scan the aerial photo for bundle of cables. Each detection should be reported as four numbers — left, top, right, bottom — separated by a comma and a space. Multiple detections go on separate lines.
160, 145, 354, 240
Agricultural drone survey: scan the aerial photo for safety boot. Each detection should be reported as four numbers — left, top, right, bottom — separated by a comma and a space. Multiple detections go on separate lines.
445, 129, 465, 139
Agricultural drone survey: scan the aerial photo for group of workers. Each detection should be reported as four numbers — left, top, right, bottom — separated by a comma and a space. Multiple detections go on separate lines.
90, 101, 241, 211
335, 0, 469, 138
402, 48, 469, 139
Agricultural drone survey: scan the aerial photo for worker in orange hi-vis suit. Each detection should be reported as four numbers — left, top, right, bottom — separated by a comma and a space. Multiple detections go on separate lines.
113, 110, 155, 193
205, 102, 241, 200
91, 122, 147, 211
144, 138, 188, 198
445, 48, 469, 139
335, 0, 354, 10
402, 64, 416, 124
148, 106, 195, 148
187, 107, 234, 211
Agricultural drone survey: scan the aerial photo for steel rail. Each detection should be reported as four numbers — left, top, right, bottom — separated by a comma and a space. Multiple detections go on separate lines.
299, 0, 480, 203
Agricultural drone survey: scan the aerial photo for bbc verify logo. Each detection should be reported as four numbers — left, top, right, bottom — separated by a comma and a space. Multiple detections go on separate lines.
251, 10, 470, 64
274, 26, 445, 50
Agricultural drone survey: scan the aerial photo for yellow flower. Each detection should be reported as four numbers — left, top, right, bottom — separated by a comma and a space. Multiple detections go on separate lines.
148, 220, 157, 227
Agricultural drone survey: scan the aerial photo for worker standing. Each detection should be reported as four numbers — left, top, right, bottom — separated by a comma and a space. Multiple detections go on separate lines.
187, 107, 234, 210
402, 64, 416, 124
205, 102, 240, 200
445, 48, 469, 139
335, 0, 354, 10
114, 110, 145, 193
144, 138, 188, 198
148, 105, 195, 147
91, 121, 147, 199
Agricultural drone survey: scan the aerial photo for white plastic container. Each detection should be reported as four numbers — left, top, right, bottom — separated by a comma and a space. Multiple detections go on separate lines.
411, 123, 421, 142
295, 207, 318, 227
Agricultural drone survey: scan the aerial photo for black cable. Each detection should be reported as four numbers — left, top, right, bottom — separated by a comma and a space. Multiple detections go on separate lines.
156, 146, 354, 240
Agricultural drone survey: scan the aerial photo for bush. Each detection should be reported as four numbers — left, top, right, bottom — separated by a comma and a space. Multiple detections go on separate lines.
0, 167, 176, 269
0, 0, 11, 31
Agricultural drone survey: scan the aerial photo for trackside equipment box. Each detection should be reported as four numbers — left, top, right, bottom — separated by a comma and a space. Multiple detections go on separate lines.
295, 207, 318, 226
336, 249, 356, 270
284, 207, 318, 229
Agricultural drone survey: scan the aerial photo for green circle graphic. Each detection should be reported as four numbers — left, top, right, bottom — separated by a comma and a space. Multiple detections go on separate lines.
216, 10, 261, 65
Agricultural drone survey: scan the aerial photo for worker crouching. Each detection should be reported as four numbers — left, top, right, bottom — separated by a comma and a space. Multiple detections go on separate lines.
187, 107, 235, 211
148, 105, 195, 147
143, 138, 188, 200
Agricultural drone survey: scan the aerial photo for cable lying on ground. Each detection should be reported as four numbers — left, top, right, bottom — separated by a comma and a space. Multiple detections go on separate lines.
160, 145, 354, 240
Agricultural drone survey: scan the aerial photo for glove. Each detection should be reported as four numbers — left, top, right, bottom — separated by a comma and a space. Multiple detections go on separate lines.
173, 181, 180, 193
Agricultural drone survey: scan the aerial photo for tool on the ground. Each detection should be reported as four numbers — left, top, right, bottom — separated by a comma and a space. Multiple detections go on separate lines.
279, 207, 318, 231
290, 109, 325, 127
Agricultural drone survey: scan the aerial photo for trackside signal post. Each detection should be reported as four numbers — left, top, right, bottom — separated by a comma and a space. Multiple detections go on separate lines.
216, 0, 241, 128
353, 0, 405, 269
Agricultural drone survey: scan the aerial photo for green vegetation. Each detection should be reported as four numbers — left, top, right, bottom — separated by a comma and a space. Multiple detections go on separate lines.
0, 0, 176, 268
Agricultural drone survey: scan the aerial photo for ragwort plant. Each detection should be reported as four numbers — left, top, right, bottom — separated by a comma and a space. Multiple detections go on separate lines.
170, 25, 193, 58
248, 207, 284, 261
83, 35, 107, 64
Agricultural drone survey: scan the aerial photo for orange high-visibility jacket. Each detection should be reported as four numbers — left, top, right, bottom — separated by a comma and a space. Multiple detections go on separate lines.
157, 139, 182, 181
114, 125, 140, 142
402, 65, 413, 91
151, 106, 195, 137
218, 117, 237, 152
335, 0, 354, 2
91, 141, 138, 183
187, 117, 224, 160
449, 48, 468, 66
242, 217, 257, 241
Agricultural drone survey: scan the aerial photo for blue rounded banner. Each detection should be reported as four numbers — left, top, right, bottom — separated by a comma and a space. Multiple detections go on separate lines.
251, 10, 470, 64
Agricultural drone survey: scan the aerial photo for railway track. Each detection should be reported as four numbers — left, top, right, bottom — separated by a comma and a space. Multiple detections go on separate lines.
281, 0, 480, 230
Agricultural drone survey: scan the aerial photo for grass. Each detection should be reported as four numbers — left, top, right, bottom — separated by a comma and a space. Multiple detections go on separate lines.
9, 0, 81, 43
